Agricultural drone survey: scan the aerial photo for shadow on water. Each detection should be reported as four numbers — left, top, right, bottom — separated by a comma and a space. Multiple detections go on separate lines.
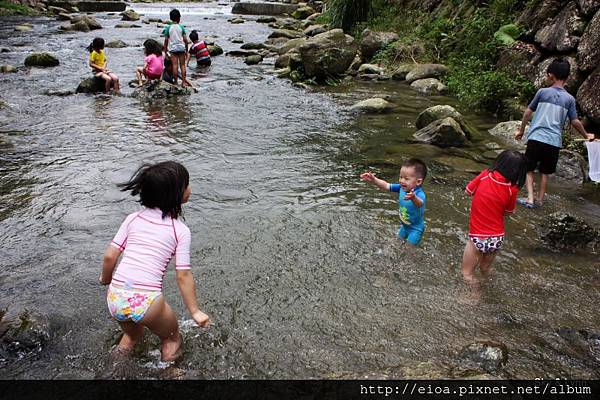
0, 3, 599, 379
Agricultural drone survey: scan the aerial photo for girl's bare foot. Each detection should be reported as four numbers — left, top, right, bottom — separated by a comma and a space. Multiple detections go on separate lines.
161, 331, 182, 362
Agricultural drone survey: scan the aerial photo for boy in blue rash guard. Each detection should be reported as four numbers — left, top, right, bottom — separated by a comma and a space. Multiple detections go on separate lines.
361, 158, 427, 246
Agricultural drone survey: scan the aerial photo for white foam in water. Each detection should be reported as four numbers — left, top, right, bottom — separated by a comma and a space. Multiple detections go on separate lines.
142, 349, 174, 369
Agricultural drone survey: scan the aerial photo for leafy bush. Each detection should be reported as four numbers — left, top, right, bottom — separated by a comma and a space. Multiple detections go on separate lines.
0, 1, 35, 16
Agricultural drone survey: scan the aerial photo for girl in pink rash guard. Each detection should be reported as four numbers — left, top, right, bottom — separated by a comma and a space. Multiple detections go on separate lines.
100, 161, 210, 361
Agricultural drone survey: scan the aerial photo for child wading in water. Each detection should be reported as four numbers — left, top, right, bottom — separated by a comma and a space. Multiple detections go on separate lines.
462, 150, 527, 284
100, 161, 210, 361
187, 30, 211, 68
88, 37, 120, 94
361, 159, 427, 247
162, 9, 189, 87
136, 39, 164, 87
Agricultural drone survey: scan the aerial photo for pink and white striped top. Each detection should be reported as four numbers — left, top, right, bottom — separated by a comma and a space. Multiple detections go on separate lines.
110, 208, 191, 291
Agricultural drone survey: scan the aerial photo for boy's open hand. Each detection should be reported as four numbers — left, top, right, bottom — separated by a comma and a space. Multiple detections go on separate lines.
192, 310, 210, 328
404, 189, 416, 201
586, 133, 595, 141
360, 172, 376, 182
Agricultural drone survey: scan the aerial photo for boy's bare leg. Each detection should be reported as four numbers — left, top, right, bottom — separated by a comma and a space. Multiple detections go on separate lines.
526, 171, 535, 204
537, 174, 549, 205
179, 54, 187, 86
170, 54, 179, 85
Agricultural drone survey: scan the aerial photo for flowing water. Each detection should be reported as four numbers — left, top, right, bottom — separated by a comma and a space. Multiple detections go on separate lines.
0, 2, 599, 379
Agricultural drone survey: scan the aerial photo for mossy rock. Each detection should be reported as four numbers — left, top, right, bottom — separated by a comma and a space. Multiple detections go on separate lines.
24, 53, 59, 67
207, 44, 223, 57
494, 24, 520, 45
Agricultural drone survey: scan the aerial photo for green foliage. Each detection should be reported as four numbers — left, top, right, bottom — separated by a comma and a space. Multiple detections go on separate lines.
0, 1, 36, 15
328, 0, 373, 32
494, 24, 521, 45
314, 12, 332, 26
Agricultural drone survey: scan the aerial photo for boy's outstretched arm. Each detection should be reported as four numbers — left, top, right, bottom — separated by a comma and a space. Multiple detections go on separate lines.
176, 269, 210, 327
360, 172, 390, 191
515, 108, 533, 140
100, 246, 121, 285
570, 119, 595, 140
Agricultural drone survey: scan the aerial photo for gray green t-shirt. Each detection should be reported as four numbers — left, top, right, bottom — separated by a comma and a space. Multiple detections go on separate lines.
526, 86, 577, 148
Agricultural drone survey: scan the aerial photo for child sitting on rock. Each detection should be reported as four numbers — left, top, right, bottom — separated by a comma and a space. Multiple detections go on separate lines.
162, 58, 196, 91
88, 37, 120, 94
136, 39, 164, 87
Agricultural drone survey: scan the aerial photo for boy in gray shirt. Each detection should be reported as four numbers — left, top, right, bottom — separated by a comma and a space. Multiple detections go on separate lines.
515, 58, 594, 208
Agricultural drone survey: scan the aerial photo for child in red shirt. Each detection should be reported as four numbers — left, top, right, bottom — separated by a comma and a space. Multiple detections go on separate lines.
462, 150, 527, 284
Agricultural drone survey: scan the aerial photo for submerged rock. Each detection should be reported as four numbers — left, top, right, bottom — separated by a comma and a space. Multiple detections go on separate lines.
540, 212, 599, 250
0, 310, 50, 368
457, 341, 508, 373
131, 80, 193, 100
410, 78, 447, 94
207, 44, 223, 57
76, 77, 107, 94
244, 55, 263, 65
416, 105, 478, 140
405, 63, 448, 83
24, 53, 59, 67
105, 39, 128, 48
121, 9, 140, 21
0, 64, 17, 73
413, 117, 467, 148
350, 98, 396, 113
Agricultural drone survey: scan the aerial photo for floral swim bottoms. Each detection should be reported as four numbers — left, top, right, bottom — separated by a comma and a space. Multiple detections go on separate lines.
107, 285, 162, 322
470, 235, 504, 253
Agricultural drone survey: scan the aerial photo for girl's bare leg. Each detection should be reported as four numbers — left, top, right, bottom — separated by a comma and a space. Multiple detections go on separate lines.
136, 67, 144, 86
115, 320, 145, 354
139, 295, 182, 362
108, 73, 120, 93
479, 251, 498, 278
97, 73, 111, 93
461, 240, 481, 285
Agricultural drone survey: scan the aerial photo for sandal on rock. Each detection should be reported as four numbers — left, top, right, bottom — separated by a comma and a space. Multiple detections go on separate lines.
517, 198, 540, 209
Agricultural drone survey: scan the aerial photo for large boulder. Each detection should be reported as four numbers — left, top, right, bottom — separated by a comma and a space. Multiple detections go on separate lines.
488, 121, 526, 149
121, 9, 140, 21
76, 77, 107, 93
577, 66, 600, 124
410, 78, 447, 94
496, 41, 543, 82
67, 15, 102, 31
269, 18, 303, 31
303, 24, 326, 37
541, 212, 599, 250
131, 80, 193, 100
413, 117, 467, 148
518, 0, 564, 34
231, 2, 299, 16
391, 64, 416, 81
578, 9, 600, 72
207, 44, 223, 57
416, 105, 478, 140
360, 29, 399, 62
578, 0, 600, 16
24, 53, 59, 67
457, 341, 508, 373
70, 20, 90, 32
298, 29, 358, 79
405, 63, 448, 83
533, 56, 584, 95
555, 149, 589, 182
292, 6, 315, 20
534, 1, 585, 52
350, 98, 396, 113
276, 38, 307, 55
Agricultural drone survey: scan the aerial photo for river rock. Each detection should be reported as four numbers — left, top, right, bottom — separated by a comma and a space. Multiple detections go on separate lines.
257, 16, 277, 23
277, 38, 306, 55
298, 29, 358, 79
577, 0, 600, 16
578, 9, 600, 72
241, 42, 266, 50
350, 98, 396, 113
231, 2, 299, 16
275, 67, 291, 78
208, 44, 224, 56
358, 63, 384, 75
227, 50, 260, 57
244, 55, 263, 65
268, 29, 303, 40
391, 64, 416, 81
556, 327, 600, 364
14, 25, 33, 32
57, 12, 72, 21
231, 36, 244, 44
275, 50, 302, 69
105, 39, 128, 48
0, 310, 50, 368
457, 341, 508, 373
540, 212, 599, 250
292, 6, 315, 20
0, 65, 17, 73
24, 53, 59, 67
410, 78, 447, 94
121, 9, 140, 21
71, 15, 102, 30
496, 41, 543, 81
0, 47, 11, 53
303, 24, 326, 37
413, 117, 467, 148
416, 105, 478, 140
48, 6, 68, 14
115, 23, 141, 28
270, 18, 304, 31
533, 56, 584, 95
534, 1, 585, 52
229, 17, 246, 24
405, 63, 448, 83
71, 20, 91, 32
555, 149, 588, 182
360, 29, 399, 62
577, 66, 600, 124
45, 89, 75, 96
488, 121, 526, 149
132, 80, 192, 100
76, 77, 107, 93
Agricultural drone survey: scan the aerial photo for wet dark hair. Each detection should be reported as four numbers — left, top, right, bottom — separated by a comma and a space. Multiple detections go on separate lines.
547, 58, 570, 81
189, 30, 199, 42
402, 158, 427, 180
87, 37, 104, 53
489, 150, 527, 187
118, 161, 190, 219
143, 39, 163, 56
170, 9, 181, 22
